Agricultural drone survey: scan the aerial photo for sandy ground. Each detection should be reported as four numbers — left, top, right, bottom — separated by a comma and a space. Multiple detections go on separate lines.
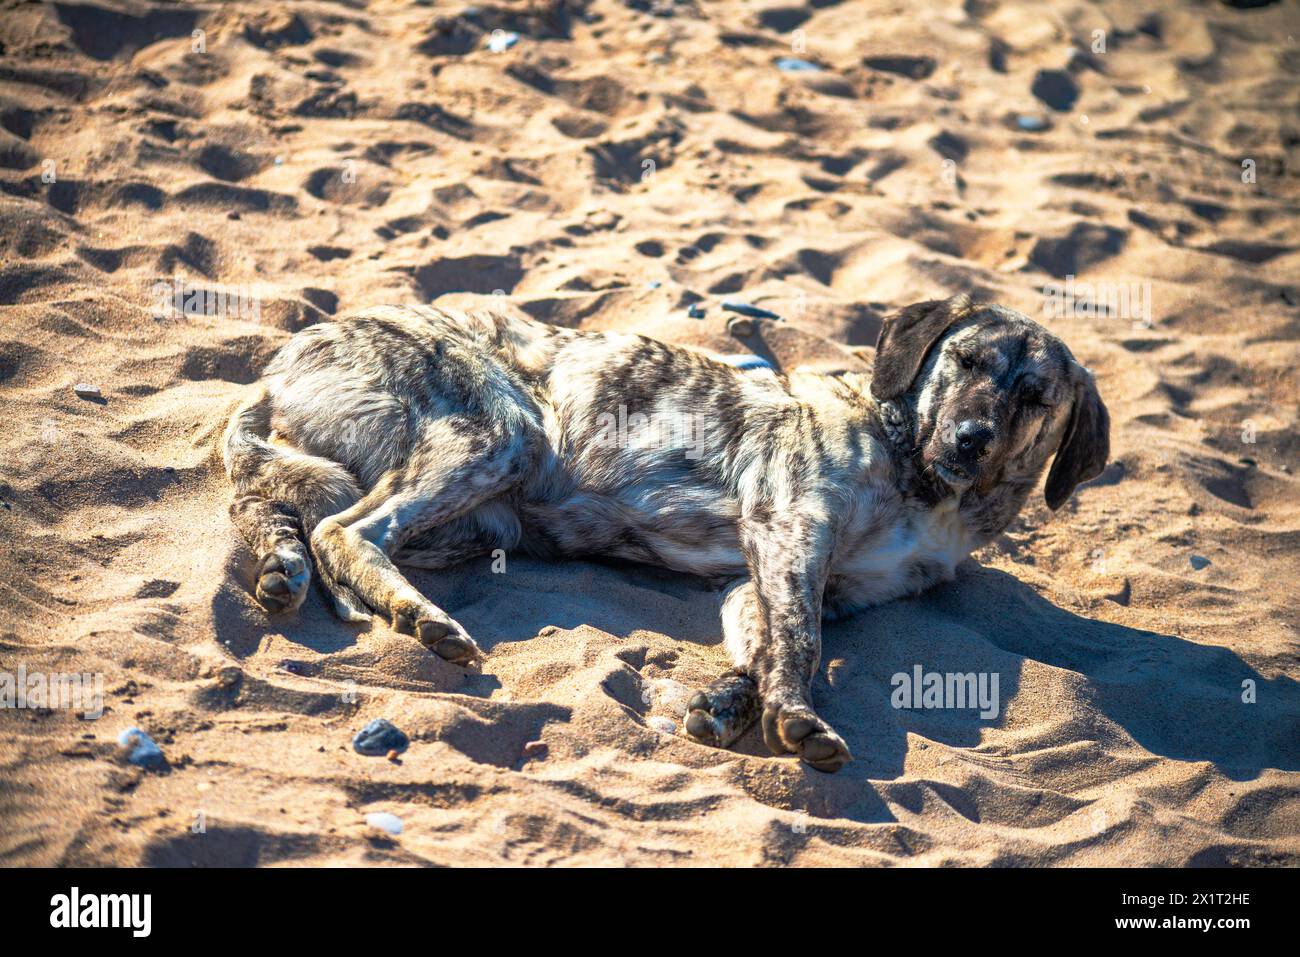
1, 0, 1298, 867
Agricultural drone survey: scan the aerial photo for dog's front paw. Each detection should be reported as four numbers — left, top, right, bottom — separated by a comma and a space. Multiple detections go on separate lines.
391, 599, 481, 665
761, 701, 852, 773
685, 671, 760, 748
255, 546, 310, 613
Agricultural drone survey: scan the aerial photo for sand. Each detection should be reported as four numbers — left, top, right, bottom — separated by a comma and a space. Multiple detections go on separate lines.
1, 0, 1298, 867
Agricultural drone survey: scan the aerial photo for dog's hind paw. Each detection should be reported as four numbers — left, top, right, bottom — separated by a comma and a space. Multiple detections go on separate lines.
423, 622, 481, 666
761, 702, 852, 773
254, 546, 310, 613
684, 671, 760, 748
392, 600, 481, 666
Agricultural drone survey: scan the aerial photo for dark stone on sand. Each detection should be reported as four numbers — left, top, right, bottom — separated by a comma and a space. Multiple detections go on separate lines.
721, 300, 781, 320
1031, 69, 1079, 111
352, 719, 409, 756
118, 728, 167, 769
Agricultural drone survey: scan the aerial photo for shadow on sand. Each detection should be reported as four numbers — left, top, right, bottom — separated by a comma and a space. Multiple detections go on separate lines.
213, 547, 1299, 827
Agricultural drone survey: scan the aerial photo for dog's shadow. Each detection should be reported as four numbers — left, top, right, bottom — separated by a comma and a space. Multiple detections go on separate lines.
214, 548, 1298, 827
805, 562, 1300, 822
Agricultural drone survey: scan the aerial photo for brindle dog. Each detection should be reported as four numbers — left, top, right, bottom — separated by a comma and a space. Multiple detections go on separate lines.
223, 294, 1108, 772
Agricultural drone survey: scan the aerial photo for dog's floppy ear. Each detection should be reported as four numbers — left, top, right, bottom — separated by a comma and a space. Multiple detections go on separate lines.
870, 294, 974, 401
1045, 365, 1110, 510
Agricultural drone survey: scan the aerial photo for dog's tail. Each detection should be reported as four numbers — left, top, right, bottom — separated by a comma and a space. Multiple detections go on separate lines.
222, 386, 368, 618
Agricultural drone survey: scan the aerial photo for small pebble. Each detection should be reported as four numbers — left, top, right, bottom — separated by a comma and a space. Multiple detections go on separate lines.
352, 719, 409, 756
522, 740, 548, 758
1016, 114, 1048, 132
647, 716, 677, 735
365, 812, 403, 836
687, 303, 705, 318
716, 353, 774, 371
488, 30, 519, 53
73, 383, 102, 400
721, 300, 781, 320
1189, 555, 1212, 571
117, 727, 166, 769
776, 57, 822, 73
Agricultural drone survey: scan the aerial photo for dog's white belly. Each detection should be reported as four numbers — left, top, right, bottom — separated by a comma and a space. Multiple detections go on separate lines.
829, 496, 976, 612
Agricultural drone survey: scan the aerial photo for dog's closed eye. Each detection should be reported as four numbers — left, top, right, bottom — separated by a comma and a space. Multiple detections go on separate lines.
1020, 382, 1052, 407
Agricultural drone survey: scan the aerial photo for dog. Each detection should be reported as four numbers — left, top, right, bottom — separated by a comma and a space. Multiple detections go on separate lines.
222, 293, 1108, 772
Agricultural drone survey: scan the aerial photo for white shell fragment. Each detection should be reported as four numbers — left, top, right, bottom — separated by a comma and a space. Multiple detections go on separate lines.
366, 812, 403, 835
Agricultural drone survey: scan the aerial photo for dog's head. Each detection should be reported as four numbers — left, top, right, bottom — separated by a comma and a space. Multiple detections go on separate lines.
869, 294, 1109, 509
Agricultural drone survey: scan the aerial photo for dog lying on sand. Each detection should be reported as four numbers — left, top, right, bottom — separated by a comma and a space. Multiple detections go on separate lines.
223, 294, 1108, 771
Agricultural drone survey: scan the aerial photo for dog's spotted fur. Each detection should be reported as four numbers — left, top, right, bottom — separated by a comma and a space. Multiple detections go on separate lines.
222, 294, 1109, 772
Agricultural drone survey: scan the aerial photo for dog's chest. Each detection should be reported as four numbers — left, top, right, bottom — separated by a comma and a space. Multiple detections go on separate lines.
830, 495, 976, 609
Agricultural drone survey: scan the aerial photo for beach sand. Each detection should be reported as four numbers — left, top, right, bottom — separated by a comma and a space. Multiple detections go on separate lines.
1, 0, 1298, 866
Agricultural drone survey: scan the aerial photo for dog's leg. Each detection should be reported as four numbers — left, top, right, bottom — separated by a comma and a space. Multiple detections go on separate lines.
684, 578, 762, 747
224, 387, 362, 614
229, 495, 312, 613
743, 511, 852, 773
310, 419, 534, 664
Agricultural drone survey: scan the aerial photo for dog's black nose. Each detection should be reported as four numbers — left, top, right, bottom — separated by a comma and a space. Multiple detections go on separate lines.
955, 421, 993, 459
